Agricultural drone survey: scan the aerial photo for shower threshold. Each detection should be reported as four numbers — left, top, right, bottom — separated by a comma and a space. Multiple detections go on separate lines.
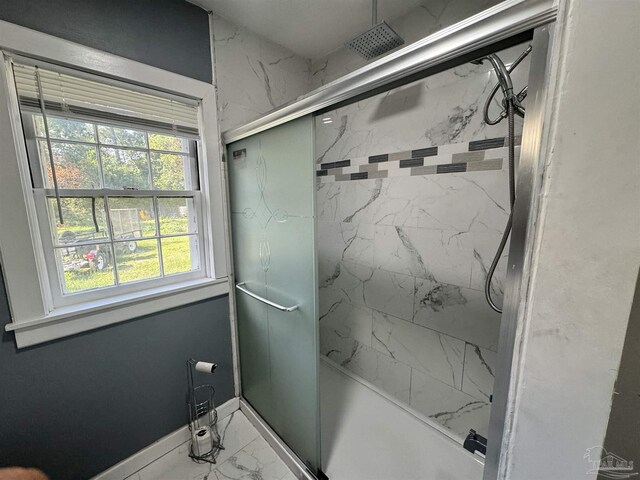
321, 355, 469, 444
320, 357, 484, 479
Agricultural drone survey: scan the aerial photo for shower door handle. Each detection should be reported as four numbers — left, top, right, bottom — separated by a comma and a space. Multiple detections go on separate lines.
235, 282, 299, 312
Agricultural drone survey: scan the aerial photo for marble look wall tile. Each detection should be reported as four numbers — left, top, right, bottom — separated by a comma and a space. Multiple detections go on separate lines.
462, 343, 497, 401
373, 225, 474, 287
319, 297, 373, 347
314, 42, 530, 168
372, 310, 464, 389
319, 260, 373, 308
316, 221, 374, 267
316, 182, 340, 222
469, 231, 509, 296
410, 368, 491, 439
413, 278, 502, 351
337, 179, 382, 224
321, 335, 412, 404
342, 342, 412, 404
369, 177, 422, 227
363, 267, 415, 321
416, 168, 510, 233
212, 15, 311, 132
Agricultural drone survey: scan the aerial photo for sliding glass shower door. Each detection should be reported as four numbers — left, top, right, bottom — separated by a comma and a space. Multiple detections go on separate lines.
227, 116, 320, 473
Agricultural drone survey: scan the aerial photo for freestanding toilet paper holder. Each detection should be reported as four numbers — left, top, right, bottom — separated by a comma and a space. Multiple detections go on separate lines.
186, 358, 224, 463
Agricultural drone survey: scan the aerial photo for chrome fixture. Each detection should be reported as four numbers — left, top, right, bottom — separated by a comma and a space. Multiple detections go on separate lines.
235, 282, 299, 312
345, 0, 404, 60
477, 45, 532, 313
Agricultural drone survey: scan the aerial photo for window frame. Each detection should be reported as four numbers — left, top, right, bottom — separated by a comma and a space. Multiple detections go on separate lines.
23, 112, 208, 305
0, 21, 230, 348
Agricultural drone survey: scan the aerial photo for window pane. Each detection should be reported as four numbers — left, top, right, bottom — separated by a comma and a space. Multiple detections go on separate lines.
151, 152, 192, 190
161, 235, 200, 275
107, 197, 156, 238
39, 141, 100, 189
158, 197, 196, 235
57, 244, 115, 293
48, 197, 109, 245
101, 147, 150, 190
35, 116, 96, 142
97, 125, 147, 148
115, 239, 160, 283
148, 133, 188, 153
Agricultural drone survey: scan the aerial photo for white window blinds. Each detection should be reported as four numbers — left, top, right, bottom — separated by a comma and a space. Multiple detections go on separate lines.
12, 62, 200, 137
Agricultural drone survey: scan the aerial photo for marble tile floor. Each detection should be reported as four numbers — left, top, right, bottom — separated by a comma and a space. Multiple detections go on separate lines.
127, 411, 295, 480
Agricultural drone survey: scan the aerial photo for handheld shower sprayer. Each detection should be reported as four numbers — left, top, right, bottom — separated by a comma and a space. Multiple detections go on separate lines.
475, 45, 532, 313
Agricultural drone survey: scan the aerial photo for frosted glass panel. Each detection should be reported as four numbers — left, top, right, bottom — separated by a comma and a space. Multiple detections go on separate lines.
227, 116, 319, 472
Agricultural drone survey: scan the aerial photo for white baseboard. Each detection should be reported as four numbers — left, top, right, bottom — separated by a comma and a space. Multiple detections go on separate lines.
92, 396, 240, 480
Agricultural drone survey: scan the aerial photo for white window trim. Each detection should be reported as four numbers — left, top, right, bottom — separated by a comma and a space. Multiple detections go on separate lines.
0, 20, 230, 348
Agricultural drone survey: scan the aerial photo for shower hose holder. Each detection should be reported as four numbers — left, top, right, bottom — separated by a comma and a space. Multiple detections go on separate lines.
186, 358, 224, 464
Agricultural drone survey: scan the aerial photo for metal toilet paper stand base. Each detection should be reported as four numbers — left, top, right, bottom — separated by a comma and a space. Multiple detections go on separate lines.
187, 358, 224, 464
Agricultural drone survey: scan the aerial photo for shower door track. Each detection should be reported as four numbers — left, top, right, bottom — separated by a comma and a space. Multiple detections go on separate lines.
221, 0, 557, 144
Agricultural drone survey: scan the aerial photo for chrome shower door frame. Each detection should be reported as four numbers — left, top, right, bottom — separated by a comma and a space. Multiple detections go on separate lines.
483, 23, 557, 479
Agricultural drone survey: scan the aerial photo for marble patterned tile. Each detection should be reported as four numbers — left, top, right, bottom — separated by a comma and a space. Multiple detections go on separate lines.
316, 221, 374, 267
134, 412, 260, 480
336, 179, 381, 224
316, 182, 340, 222
363, 267, 415, 321
410, 368, 492, 439
323, 340, 412, 404
369, 177, 423, 227
280, 472, 298, 480
320, 325, 357, 365
212, 436, 291, 480
319, 297, 373, 347
416, 169, 510, 234
213, 15, 311, 132
373, 225, 474, 287
413, 278, 501, 351
134, 442, 213, 480
372, 310, 464, 389
213, 412, 262, 466
469, 231, 509, 296
462, 343, 497, 401
319, 260, 373, 309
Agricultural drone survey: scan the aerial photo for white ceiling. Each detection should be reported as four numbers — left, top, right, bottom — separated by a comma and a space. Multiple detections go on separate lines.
191, 0, 426, 60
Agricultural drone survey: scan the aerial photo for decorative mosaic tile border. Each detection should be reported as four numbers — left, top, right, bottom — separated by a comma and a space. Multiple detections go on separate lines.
316, 136, 521, 182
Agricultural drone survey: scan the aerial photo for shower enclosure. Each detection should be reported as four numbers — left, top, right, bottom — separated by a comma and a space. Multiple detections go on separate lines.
315, 40, 531, 441
224, 2, 556, 478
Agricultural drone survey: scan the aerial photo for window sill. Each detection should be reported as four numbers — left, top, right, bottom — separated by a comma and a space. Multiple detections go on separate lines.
5, 277, 230, 348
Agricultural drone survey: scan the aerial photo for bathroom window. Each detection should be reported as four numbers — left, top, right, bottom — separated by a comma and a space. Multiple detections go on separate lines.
23, 114, 204, 299
0, 53, 228, 347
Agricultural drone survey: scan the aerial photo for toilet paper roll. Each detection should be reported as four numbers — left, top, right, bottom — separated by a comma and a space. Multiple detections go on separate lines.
194, 426, 212, 456
195, 361, 216, 373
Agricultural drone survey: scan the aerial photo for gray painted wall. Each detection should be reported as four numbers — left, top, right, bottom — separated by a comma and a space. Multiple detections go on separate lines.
0, 2, 234, 478
0, 0, 212, 83
0, 266, 234, 479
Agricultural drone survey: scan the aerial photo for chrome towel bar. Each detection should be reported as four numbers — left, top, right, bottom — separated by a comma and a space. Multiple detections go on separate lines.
235, 282, 299, 312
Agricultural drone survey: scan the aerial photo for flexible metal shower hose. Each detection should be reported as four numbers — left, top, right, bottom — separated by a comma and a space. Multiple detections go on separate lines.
485, 102, 516, 314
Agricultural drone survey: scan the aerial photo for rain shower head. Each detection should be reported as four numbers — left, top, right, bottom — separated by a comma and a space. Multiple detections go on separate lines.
346, 0, 404, 60
346, 21, 404, 60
